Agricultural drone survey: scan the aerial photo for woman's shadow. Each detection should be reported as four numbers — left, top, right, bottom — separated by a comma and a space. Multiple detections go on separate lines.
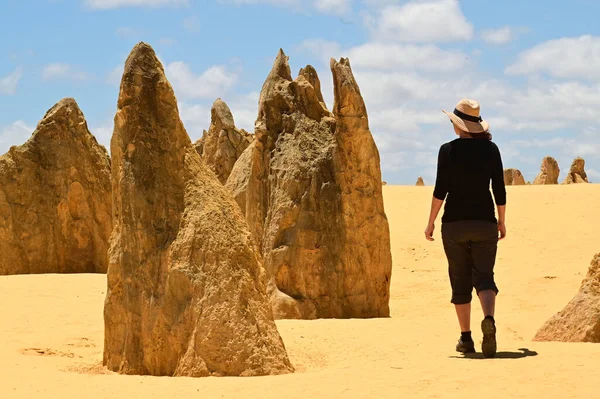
450, 348, 538, 359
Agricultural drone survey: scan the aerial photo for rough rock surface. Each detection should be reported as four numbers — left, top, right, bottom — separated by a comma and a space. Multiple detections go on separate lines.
226, 50, 392, 320
534, 253, 600, 342
103, 42, 293, 377
563, 157, 588, 184
0, 98, 112, 275
533, 157, 560, 185
416, 177, 425, 186
195, 99, 253, 184
504, 168, 526, 186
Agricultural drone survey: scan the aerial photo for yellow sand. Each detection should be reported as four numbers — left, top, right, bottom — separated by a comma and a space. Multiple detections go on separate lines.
1, 185, 599, 398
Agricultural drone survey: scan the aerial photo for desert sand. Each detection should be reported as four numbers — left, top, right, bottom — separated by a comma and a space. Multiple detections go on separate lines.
1, 184, 599, 398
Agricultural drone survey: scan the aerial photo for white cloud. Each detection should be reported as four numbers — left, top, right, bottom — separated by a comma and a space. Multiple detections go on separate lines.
346, 42, 469, 72
183, 15, 200, 32
165, 62, 237, 100
506, 35, 600, 80
42, 63, 90, 81
314, 0, 351, 15
217, 0, 301, 8
0, 121, 33, 154
84, 0, 188, 10
368, 0, 474, 43
481, 26, 514, 45
0, 68, 22, 95
298, 40, 469, 73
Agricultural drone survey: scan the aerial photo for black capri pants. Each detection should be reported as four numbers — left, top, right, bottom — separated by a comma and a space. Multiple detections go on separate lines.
441, 220, 499, 305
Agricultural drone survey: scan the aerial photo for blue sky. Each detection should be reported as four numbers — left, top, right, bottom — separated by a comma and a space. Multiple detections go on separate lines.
1, 0, 600, 184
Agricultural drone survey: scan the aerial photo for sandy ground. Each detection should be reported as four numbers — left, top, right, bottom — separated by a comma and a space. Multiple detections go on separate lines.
1, 185, 600, 399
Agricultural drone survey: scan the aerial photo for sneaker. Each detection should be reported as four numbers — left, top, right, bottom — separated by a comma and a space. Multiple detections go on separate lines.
481, 317, 497, 358
456, 338, 476, 354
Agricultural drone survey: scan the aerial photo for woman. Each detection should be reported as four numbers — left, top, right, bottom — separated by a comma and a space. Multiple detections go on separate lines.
424, 99, 506, 358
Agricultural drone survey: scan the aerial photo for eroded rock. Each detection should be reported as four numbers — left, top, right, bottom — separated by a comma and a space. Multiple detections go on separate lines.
563, 157, 588, 184
195, 99, 253, 184
504, 168, 526, 186
534, 253, 600, 342
103, 42, 293, 377
226, 50, 392, 319
416, 177, 425, 186
533, 157, 560, 185
0, 98, 111, 275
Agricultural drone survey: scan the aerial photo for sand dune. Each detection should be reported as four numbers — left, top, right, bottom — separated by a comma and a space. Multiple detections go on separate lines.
1, 185, 599, 398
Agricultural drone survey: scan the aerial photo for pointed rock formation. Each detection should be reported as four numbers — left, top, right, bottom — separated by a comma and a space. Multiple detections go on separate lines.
195, 99, 253, 184
534, 253, 600, 342
226, 50, 392, 319
193, 129, 208, 156
329, 57, 392, 318
104, 42, 293, 377
563, 157, 588, 184
416, 177, 425, 186
0, 98, 111, 275
533, 157, 560, 185
504, 168, 526, 186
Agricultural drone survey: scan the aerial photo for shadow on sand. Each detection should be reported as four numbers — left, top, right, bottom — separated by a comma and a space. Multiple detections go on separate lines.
450, 348, 538, 360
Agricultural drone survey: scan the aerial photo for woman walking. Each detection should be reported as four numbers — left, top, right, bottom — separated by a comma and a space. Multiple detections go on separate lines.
424, 99, 506, 358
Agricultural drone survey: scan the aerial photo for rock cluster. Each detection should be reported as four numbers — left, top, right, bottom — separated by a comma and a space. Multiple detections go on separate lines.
225, 50, 392, 319
563, 157, 588, 184
533, 157, 560, 185
534, 253, 600, 342
503, 168, 526, 186
194, 99, 253, 184
103, 42, 293, 377
0, 98, 112, 275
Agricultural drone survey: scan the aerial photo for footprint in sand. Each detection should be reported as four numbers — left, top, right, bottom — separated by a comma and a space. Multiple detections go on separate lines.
20, 348, 82, 358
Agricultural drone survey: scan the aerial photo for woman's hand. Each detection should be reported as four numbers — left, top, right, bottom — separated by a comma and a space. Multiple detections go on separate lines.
424, 223, 435, 241
498, 221, 507, 240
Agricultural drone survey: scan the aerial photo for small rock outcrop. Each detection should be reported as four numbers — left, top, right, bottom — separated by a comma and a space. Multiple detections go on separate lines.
416, 177, 425, 186
533, 157, 560, 185
226, 50, 392, 320
195, 99, 253, 184
534, 253, 600, 342
504, 168, 526, 186
104, 42, 293, 377
563, 157, 588, 184
0, 98, 112, 275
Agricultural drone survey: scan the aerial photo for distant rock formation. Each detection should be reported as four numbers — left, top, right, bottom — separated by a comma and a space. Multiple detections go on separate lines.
225, 50, 392, 320
194, 99, 253, 184
563, 157, 588, 184
104, 42, 293, 377
0, 98, 112, 275
534, 253, 600, 342
416, 177, 425, 186
382, 181, 387, 186
533, 157, 560, 185
504, 168, 526, 186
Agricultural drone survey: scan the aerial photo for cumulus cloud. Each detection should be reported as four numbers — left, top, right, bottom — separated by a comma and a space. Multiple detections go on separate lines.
0, 121, 33, 154
313, 0, 351, 15
0, 68, 22, 95
506, 35, 600, 80
481, 26, 514, 45
84, 0, 188, 10
368, 0, 474, 43
164, 62, 238, 99
42, 63, 90, 81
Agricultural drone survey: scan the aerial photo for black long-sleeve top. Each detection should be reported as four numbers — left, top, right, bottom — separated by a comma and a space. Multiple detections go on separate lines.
433, 138, 506, 224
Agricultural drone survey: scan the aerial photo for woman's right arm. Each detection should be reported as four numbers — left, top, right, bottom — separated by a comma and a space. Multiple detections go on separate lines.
491, 144, 507, 240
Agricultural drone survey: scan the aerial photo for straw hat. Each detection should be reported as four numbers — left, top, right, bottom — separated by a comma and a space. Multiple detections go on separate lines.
443, 99, 489, 134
